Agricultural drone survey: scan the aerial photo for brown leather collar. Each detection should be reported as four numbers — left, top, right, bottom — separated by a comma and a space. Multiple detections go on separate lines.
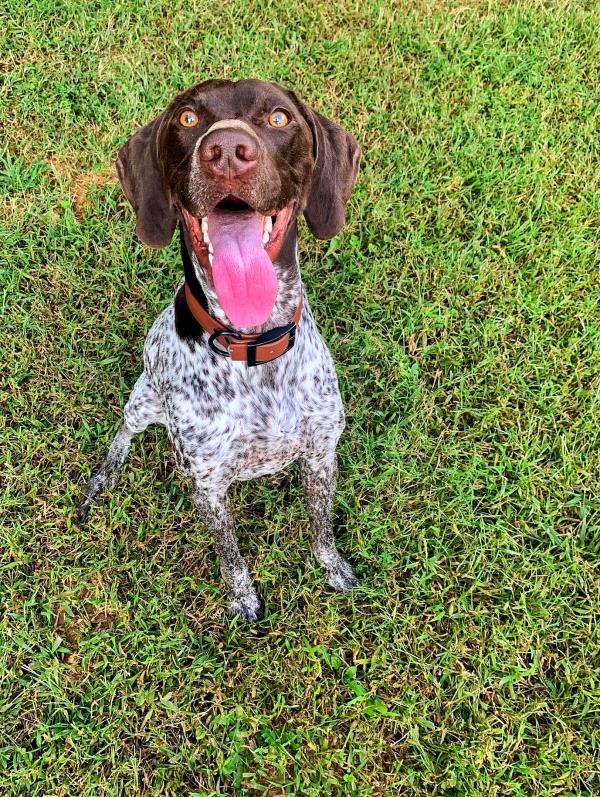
184, 282, 303, 366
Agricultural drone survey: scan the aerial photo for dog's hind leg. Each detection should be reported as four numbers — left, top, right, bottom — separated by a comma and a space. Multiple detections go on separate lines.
78, 372, 164, 522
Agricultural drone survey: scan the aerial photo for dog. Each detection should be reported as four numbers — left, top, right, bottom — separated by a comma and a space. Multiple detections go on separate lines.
80, 78, 361, 622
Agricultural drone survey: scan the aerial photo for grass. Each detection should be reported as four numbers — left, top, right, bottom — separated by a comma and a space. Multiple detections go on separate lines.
1, 0, 599, 794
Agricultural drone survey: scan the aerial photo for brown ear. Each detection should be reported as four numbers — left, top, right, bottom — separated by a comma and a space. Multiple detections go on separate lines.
115, 113, 176, 248
295, 101, 361, 240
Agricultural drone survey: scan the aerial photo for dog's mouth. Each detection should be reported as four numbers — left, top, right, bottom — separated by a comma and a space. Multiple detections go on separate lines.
182, 198, 294, 328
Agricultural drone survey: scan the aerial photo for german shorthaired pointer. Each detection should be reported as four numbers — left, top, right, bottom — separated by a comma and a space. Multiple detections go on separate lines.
80, 79, 361, 622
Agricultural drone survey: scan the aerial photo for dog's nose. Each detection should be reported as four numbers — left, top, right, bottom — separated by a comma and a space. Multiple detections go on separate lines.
199, 128, 258, 179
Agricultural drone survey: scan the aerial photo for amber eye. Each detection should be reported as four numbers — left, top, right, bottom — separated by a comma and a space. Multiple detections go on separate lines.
268, 109, 290, 128
179, 109, 199, 127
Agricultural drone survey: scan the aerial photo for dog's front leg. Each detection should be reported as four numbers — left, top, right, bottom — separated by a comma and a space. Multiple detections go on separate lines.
300, 454, 359, 591
192, 486, 264, 622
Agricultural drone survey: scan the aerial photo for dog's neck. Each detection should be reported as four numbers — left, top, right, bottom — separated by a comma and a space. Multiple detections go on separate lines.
177, 220, 302, 337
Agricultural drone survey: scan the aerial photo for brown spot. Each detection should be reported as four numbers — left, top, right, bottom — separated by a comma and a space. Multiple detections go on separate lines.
54, 608, 87, 655
90, 571, 106, 588
89, 606, 123, 630
44, 157, 115, 219
73, 169, 115, 220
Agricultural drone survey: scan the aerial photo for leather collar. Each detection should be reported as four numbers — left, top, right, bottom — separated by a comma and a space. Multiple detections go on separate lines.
180, 224, 303, 367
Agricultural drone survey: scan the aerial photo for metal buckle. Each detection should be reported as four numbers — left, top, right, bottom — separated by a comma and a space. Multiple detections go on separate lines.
208, 330, 241, 357
247, 323, 296, 367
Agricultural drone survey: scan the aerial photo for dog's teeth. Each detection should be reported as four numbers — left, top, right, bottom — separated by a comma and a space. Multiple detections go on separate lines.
208, 253, 214, 266
264, 216, 273, 233
208, 242, 214, 254
203, 231, 210, 244
262, 231, 270, 245
201, 217, 208, 233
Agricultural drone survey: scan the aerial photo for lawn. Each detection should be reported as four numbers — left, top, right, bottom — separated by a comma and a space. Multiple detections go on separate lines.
1, 0, 599, 794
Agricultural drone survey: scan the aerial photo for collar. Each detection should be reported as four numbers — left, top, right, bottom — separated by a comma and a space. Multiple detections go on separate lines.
180, 224, 303, 367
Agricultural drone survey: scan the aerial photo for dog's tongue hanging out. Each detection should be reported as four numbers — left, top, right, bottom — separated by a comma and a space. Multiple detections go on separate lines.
207, 208, 278, 328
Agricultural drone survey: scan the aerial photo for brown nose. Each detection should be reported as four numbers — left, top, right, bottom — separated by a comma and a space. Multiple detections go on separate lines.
199, 127, 258, 180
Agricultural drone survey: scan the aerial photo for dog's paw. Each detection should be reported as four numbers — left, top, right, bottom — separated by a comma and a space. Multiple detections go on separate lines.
77, 502, 89, 524
77, 473, 109, 524
325, 557, 359, 592
228, 593, 265, 623
77, 494, 96, 524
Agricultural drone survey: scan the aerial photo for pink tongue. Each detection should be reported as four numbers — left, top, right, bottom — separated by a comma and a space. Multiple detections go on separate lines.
207, 208, 278, 327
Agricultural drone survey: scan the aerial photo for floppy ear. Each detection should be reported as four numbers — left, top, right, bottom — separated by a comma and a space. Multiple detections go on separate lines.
297, 102, 361, 240
115, 113, 176, 248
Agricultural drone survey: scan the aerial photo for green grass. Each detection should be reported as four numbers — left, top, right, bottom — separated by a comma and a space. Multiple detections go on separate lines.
1, 0, 599, 794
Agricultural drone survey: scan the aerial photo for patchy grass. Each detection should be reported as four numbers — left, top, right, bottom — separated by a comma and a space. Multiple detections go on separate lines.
1, 1, 599, 794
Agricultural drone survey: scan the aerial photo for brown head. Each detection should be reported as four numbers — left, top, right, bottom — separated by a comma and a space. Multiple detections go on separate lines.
116, 78, 360, 327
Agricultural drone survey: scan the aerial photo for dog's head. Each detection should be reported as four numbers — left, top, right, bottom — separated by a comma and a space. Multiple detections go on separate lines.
116, 78, 360, 326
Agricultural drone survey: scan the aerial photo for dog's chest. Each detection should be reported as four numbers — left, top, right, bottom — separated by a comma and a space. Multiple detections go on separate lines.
144, 305, 344, 484
216, 383, 306, 479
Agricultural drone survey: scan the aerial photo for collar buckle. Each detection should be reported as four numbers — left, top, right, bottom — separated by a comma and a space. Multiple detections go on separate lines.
208, 329, 242, 357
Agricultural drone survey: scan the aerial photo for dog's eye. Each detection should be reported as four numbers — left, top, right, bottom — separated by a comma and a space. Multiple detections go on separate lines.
268, 110, 290, 128
179, 110, 199, 128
